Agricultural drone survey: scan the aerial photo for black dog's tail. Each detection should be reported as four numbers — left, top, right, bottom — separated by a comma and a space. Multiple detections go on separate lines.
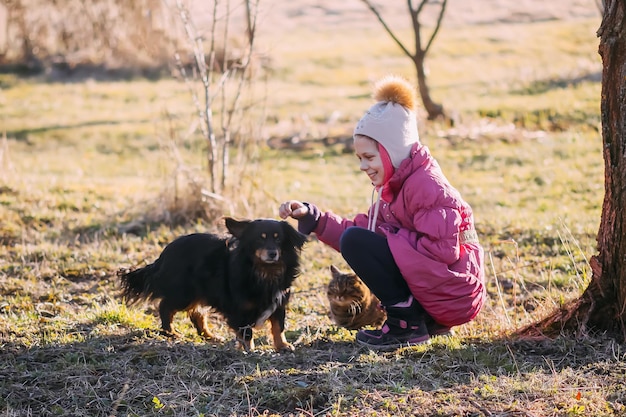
117, 263, 159, 304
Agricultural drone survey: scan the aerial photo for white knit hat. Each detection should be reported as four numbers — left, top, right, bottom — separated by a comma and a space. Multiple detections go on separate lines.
353, 75, 420, 168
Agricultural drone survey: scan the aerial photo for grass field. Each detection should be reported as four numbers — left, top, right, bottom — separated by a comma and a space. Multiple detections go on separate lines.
1, 4, 624, 417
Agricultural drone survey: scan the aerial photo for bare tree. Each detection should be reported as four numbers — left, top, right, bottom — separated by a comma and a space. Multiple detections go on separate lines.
518, 0, 626, 341
173, 0, 262, 194
361, 0, 447, 120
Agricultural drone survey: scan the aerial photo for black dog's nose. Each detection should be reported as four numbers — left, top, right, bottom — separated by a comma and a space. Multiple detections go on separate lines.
267, 250, 279, 261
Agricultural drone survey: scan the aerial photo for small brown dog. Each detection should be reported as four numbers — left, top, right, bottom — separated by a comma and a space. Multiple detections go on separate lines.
118, 217, 306, 352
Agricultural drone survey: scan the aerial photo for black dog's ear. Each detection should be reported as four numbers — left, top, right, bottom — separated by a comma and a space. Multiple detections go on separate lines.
281, 221, 307, 250
224, 217, 251, 239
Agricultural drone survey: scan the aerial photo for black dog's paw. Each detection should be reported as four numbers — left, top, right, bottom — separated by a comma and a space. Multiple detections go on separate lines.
160, 329, 181, 339
275, 341, 295, 353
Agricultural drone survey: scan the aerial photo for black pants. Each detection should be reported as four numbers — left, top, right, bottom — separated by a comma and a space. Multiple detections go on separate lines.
339, 226, 412, 306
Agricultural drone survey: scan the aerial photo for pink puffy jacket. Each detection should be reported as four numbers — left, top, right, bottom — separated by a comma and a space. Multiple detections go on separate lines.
313, 143, 486, 327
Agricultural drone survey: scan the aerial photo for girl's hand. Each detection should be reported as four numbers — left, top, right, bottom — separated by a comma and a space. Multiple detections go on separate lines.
279, 200, 309, 219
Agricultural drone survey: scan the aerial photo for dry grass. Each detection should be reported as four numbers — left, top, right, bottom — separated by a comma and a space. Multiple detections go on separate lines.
1, 2, 624, 416
1, 126, 619, 415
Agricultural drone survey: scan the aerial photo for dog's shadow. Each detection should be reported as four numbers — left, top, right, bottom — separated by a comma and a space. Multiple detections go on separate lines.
3, 318, 621, 416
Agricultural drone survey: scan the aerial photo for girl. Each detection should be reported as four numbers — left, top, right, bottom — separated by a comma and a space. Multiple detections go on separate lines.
279, 75, 486, 350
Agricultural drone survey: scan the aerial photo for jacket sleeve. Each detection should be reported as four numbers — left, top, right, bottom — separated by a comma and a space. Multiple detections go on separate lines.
314, 211, 371, 252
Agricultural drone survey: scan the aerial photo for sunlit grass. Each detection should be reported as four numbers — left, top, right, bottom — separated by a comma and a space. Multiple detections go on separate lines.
0, 10, 618, 417
257, 17, 602, 125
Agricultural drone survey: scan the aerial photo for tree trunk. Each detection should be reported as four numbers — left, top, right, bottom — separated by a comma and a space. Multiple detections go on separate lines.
413, 54, 444, 120
592, 0, 626, 336
517, 0, 626, 340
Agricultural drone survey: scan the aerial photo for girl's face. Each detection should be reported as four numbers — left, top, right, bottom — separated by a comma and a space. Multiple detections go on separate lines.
354, 135, 384, 186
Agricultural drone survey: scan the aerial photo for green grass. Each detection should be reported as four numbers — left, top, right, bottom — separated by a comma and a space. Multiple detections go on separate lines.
1, 9, 623, 417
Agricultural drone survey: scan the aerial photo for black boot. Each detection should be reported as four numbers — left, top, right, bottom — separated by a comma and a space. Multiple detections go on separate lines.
424, 314, 454, 337
356, 297, 429, 350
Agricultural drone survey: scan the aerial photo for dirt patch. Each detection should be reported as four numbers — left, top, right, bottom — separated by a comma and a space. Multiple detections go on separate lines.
254, 0, 600, 32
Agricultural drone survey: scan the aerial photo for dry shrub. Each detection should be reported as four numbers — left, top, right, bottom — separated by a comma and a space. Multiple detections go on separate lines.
117, 165, 276, 235
117, 166, 227, 236
1, 0, 271, 77
2, 0, 177, 71
117, 134, 263, 233
152, 167, 225, 226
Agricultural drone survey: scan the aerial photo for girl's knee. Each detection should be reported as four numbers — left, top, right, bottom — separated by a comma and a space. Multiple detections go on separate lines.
340, 227, 368, 253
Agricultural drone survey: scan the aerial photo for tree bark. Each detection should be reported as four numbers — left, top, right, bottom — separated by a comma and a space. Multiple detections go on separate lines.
409, 0, 445, 120
413, 54, 444, 120
517, 0, 626, 340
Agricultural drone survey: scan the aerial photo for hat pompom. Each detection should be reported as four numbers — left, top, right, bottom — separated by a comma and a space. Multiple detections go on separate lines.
373, 75, 416, 111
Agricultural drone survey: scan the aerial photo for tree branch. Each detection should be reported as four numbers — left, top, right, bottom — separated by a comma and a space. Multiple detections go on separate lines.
424, 0, 447, 55
360, 0, 413, 59
412, 0, 428, 15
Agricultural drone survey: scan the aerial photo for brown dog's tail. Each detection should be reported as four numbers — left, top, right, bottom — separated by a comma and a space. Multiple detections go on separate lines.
117, 263, 157, 304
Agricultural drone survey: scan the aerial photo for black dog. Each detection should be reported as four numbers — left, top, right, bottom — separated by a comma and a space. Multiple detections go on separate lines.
118, 217, 307, 352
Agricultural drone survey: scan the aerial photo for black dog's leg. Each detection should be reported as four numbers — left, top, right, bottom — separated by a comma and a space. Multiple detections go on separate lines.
235, 327, 254, 352
159, 298, 191, 337
270, 305, 294, 352
188, 307, 224, 341
158, 299, 178, 337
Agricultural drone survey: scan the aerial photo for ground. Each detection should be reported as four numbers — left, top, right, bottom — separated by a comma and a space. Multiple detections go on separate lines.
254, 0, 599, 30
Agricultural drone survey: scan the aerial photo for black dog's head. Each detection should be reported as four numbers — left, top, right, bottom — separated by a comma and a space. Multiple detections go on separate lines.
225, 217, 307, 268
